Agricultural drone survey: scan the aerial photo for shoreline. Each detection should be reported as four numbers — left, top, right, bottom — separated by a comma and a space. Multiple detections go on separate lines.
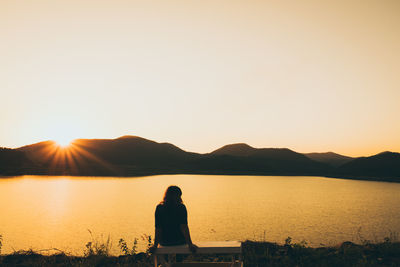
1, 172, 399, 183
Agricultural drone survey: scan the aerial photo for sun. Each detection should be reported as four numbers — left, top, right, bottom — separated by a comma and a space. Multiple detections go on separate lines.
55, 137, 73, 148
48, 126, 78, 148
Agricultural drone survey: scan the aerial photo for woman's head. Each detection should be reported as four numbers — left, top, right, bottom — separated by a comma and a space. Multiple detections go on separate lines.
161, 185, 183, 205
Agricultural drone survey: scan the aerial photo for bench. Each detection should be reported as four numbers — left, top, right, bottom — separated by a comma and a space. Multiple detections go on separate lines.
153, 241, 242, 267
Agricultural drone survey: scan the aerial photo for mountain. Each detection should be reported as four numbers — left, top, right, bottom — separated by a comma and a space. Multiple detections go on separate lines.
336, 152, 400, 180
0, 147, 35, 175
204, 143, 331, 175
212, 143, 311, 161
70, 135, 198, 165
211, 143, 257, 157
0, 136, 398, 181
16, 136, 200, 176
304, 152, 353, 167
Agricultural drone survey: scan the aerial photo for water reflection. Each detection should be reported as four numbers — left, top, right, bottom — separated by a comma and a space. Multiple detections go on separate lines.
0, 175, 399, 255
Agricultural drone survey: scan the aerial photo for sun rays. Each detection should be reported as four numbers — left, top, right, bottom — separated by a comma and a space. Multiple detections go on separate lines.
28, 140, 120, 176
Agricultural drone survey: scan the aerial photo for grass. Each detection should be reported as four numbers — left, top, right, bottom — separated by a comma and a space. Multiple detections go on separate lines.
0, 233, 400, 266
84, 230, 112, 257
0, 231, 153, 267
242, 239, 400, 267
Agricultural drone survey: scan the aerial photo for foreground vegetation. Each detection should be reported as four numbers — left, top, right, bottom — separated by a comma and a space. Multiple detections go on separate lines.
1, 234, 400, 267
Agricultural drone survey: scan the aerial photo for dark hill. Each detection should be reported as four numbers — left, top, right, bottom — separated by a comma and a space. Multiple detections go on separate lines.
18, 140, 58, 163
336, 151, 400, 180
212, 143, 318, 162
71, 136, 199, 165
203, 143, 331, 175
304, 152, 353, 167
17, 136, 200, 176
0, 147, 36, 175
211, 143, 257, 156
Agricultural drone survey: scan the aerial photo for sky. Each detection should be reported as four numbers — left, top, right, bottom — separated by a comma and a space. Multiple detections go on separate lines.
1, 0, 399, 157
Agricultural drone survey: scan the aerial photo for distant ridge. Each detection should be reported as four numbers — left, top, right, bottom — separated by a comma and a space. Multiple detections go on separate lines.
305, 152, 353, 167
211, 143, 256, 157
197, 143, 330, 176
336, 151, 400, 180
0, 136, 399, 182
212, 143, 316, 162
0, 147, 34, 174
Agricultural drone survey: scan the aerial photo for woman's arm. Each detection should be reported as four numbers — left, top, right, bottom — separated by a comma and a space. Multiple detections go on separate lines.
149, 228, 162, 253
154, 227, 162, 247
151, 205, 162, 253
180, 224, 197, 253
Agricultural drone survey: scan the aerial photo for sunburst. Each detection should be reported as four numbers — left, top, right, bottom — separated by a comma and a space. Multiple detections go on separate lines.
55, 139, 73, 148
36, 139, 119, 175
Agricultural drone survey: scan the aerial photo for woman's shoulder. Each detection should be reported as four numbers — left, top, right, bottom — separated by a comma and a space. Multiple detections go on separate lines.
157, 203, 186, 209
156, 203, 165, 211
178, 203, 187, 210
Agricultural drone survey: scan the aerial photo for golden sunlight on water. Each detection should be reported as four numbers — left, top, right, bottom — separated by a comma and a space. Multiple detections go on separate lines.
0, 175, 399, 255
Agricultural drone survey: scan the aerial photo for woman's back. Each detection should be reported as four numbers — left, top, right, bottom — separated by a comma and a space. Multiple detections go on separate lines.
155, 203, 188, 245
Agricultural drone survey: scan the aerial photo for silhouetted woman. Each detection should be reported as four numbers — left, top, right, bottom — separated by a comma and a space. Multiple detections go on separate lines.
150, 185, 197, 253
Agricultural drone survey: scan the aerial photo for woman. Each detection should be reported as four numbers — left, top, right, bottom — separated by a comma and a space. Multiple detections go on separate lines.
150, 185, 197, 253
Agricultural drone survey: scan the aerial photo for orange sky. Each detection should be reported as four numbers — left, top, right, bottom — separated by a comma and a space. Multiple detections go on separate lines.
1, 0, 399, 157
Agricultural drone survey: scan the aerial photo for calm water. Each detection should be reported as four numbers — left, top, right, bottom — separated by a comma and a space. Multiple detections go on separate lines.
0, 175, 399, 255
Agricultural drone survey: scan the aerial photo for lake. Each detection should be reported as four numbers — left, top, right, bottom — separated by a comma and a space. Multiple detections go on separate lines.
0, 175, 399, 255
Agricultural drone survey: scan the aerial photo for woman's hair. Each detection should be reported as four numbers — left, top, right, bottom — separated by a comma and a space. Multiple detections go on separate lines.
161, 185, 183, 205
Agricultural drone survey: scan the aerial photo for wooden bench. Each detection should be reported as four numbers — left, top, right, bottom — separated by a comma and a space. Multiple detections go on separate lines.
153, 241, 242, 267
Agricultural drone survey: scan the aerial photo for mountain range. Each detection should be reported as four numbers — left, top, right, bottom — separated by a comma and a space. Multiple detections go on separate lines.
1, 135, 399, 182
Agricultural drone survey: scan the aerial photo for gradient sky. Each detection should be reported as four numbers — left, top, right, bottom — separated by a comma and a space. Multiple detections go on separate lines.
1, 0, 399, 157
